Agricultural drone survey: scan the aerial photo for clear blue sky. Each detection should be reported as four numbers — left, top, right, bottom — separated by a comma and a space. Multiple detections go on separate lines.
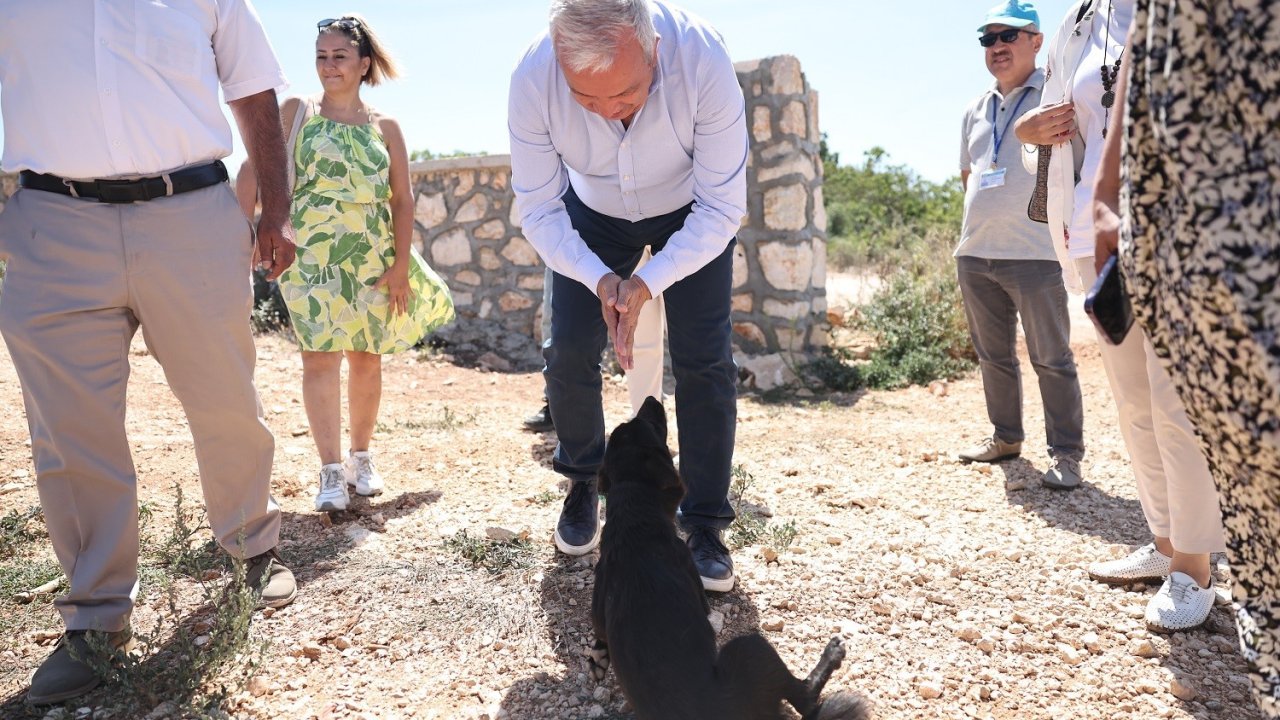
3, 0, 1077, 184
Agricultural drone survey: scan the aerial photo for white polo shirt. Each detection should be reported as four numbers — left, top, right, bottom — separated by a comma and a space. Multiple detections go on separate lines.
508, 0, 748, 297
0, 0, 287, 179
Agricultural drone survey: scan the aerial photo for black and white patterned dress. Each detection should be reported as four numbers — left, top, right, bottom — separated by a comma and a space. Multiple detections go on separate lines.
1121, 0, 1280, 713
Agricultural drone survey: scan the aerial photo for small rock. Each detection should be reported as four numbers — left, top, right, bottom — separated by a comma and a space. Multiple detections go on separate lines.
762, 547, 779, 564
248, 676, 271, 697
1205, 700, 1223, 711
1170, 677, 1197, 702
1131, 639, 1160, 658
193, 635, 210, 647
955, 626, 982, 641
302, 642, 322, 659
485, 527, 519, 542
708, 609, 725, 635
918, 680, 944, 699
261, 607, 276, 619
477, 352, 512, 372
826, 536, 843, 546
762, 619, 785, 632
335, 636, 352, 650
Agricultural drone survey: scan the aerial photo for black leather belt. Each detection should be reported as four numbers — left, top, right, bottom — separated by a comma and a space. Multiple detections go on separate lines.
17, 160, 229, 204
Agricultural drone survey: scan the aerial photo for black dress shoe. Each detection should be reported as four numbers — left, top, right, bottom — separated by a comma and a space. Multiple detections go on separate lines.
554, 478, 600, 555
522, 403, 554, 432
687, 525, 735, 592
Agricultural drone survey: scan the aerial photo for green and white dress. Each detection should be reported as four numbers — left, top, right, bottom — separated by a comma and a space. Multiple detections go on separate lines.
279, 114, 453, 353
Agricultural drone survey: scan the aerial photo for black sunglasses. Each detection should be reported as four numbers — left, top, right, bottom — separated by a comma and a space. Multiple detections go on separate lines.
317, 18, 361, 31
979, 28, 1036, 47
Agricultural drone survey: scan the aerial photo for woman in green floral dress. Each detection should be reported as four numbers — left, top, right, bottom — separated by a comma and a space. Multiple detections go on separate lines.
246, 15, 453, 512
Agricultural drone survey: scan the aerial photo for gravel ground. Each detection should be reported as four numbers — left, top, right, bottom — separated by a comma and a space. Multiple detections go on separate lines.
0, 278, 1267, 719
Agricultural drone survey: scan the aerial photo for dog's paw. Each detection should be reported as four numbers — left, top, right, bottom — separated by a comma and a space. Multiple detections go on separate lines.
821, 636, 847, 666
586, 642, 611, 681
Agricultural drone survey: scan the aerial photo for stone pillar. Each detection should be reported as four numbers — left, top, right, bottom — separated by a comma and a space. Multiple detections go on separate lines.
732, 55, 828, 355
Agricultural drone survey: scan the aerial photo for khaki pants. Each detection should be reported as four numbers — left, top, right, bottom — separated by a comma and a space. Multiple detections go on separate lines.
0, 183, 279, 632
1075, 258, 1226, 553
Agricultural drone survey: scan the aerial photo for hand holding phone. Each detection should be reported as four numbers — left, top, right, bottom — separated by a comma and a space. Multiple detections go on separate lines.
1084, 254, 1135, 346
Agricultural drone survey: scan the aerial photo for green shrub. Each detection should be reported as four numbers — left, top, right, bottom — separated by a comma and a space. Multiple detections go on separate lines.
857, 267, 975, 390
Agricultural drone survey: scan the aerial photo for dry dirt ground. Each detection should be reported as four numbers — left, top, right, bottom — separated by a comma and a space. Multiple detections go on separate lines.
0, 274, 1268, 720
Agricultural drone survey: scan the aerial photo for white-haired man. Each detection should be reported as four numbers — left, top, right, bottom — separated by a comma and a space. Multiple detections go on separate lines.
509, 0, 747, 591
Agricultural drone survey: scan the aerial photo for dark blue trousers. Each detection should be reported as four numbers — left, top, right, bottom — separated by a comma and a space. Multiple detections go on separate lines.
546, 188, 737, 530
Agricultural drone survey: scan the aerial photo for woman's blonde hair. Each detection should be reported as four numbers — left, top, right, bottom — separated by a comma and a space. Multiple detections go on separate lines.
318, 14, 401, 86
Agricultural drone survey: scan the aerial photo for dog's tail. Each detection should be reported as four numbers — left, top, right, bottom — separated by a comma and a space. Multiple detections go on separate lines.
814, 692, 871, 720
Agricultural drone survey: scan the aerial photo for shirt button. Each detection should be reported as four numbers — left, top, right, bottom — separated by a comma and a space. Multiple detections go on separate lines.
623, 175, 631, 180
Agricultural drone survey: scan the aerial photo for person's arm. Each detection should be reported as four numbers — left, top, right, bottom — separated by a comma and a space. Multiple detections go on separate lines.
376, 115, 415, 316
1092, 49, 1130, 275
229, 89, 296, 280
235, 159, 258, 220
959, 108, 973, 192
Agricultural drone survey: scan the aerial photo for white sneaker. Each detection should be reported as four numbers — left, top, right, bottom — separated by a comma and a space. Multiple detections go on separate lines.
1146, 572, 1215, 632
1088, 543, 1172, 585
344, 450, 384, 497
314, 463, 350, 512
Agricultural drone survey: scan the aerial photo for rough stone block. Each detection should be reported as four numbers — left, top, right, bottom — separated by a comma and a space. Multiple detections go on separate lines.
474, 219, 505, 240
756, 156, 816, 184
813, 185, 827, 233
736, 352, 797, 391
500, 291, 534, 312
733, 322, 767, 347
752, 106, 772, 143
415, 192, 447, 229
812, 295, 828, 316
769, 56, 804, 95
479, 298, 493, 318
732, 293, 753, 313
763, 185, 809, 232
774, 327, 806, 353
479, 247, 502, 270
502, 237, 540, 266
732, 244, 749, 289
809, 325, 829, 348
811, 236, 827, 289
454, 270, 481, 286
430, 228, 472, 267
807, 90, 821, 142
452, 291, 474, 307
508, 201, 522, 228
763, 298, 811, 321
455, 193, 490, 223
492, 172, 509, 190
779, 100, 806, 137
454, 171, 475, 197
761, 140, 799, 163
758, 240, 814, 291
518, 273, 545, 290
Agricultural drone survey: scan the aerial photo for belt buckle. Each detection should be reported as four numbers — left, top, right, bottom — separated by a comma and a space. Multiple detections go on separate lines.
95, 179, 142, 204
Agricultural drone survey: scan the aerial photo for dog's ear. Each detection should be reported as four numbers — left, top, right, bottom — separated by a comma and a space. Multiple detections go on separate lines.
636, 396, 667, 442
597, 467, 612, 495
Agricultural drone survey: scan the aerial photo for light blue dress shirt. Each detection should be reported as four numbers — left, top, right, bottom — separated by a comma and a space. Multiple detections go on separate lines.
507, 1, 748, 297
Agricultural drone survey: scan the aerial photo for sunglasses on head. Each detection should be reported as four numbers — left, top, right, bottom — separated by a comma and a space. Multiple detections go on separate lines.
317, 17, 361, 31
979, 28, 1035, 47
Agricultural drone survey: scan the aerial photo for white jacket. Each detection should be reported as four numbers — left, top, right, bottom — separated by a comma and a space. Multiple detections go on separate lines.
1022, 0, 1099, 293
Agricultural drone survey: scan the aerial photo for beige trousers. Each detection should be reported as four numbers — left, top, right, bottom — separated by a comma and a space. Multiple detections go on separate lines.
0, 184, 280, 632
1076, 258, 1226, 553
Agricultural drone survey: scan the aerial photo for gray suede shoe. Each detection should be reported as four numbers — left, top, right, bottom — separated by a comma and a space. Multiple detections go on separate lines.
958, 436, 1022, 463
27, 627, 134, 705
245, 549, 297, 609
1042, 455, 1083, 490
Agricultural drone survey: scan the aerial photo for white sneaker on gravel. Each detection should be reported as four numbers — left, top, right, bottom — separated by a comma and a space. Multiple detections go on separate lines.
1088, 543, 1172, 585
344, 450, 384, 497
314, 463, 350, 512
1146, 572, 1215, 632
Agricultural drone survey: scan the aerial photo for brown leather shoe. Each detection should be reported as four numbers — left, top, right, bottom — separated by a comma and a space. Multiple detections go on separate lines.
244, 549, 297, 609
27, 627, 134, 705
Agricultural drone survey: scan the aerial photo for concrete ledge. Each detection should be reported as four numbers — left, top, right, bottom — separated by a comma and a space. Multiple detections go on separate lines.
410, 154, 512, 174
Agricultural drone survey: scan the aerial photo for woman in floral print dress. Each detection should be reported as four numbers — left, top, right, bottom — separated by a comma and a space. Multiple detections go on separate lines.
259, 15, 453, 514
1096, 1, 1280, 712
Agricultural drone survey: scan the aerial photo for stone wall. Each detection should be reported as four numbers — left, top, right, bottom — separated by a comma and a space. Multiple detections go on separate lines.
0, 55, 828, 365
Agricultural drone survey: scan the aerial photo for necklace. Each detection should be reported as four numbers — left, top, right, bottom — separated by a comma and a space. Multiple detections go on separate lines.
1099, 1, 1124, 137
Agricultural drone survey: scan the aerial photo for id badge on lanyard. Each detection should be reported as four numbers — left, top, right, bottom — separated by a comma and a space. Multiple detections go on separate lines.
981, 89, 1028, 191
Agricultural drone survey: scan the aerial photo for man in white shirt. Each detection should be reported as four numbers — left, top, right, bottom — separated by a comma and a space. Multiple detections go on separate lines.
0, 0, 297, 704
509, 0, 747, 591
955, 0, 1085, 489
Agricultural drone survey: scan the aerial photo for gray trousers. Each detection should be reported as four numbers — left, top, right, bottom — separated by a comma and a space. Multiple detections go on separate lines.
0, 184, 280, 632
956, 256, 1084, 460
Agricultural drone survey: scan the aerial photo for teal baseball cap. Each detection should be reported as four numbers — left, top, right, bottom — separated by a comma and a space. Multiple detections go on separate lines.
978, 0, 1040, 32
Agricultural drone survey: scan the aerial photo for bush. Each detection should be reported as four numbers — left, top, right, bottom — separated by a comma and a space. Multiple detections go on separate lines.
857, 267, 975, 390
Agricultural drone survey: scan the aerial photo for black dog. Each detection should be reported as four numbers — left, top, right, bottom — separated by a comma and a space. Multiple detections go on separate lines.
589, 397, 869, 720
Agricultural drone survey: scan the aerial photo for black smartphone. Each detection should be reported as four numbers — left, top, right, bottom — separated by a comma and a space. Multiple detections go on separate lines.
1084, 254, 1135, 346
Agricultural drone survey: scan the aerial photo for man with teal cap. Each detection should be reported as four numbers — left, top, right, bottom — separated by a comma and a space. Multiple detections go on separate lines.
954, 0, 1086, 491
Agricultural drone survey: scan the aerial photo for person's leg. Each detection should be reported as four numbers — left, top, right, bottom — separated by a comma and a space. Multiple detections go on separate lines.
524, 267, 555, 431
627, 247, 666, 416
345, 350, 382, 452
301, 352, 344, 464
663, 241, 737, 591
0, 190, 140, 634
1145, 339, 1224, 583
1001, 259, 1085, 489
125, 185, 281, 556
955, 256, 1025, 458
344, 350, 385, 496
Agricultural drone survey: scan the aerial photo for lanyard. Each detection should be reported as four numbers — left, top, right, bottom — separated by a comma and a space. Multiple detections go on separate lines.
990, 88, 1030, 168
